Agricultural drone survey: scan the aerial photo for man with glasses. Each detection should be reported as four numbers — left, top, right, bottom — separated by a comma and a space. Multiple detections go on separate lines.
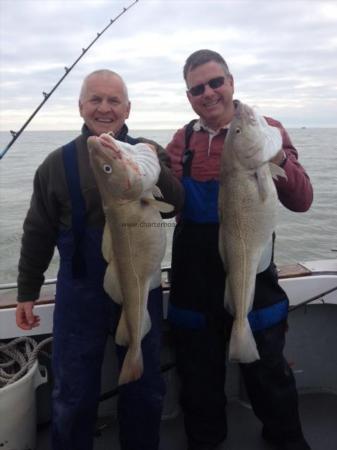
166, 50, 313, 450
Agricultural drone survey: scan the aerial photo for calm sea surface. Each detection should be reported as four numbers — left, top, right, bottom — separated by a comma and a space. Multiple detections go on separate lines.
0, 128, 336, 284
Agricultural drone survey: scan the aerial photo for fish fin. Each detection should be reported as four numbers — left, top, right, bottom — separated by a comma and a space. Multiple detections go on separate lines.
142, 307, 152, 338
257, 237, 274, 273
228, 318, 260, 363
102, 223, 112, 262
115, 310, 129, 345
104, 264, 123, 304
258, 115, 283, 161
118, 346, 144, 385
218, 231, 227, 270
152, 185, 164, 198
223, 284, 234, 314
142, 197, 174, 213
269, 162, 287, 181
115, 306, 151, 346
255, 167, 269, 201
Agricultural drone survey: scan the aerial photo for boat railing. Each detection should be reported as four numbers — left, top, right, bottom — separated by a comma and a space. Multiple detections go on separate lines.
0, 266, 172, 293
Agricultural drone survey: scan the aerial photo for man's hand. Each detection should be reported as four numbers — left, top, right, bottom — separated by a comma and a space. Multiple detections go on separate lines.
271, 149, 287, 166
16, 301, 40, 330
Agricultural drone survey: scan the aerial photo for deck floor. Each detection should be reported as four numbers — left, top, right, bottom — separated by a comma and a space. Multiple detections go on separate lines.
37, 392, 337, 450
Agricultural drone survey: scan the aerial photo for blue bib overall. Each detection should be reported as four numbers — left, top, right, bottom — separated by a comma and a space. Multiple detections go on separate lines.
51, 139, 165, 450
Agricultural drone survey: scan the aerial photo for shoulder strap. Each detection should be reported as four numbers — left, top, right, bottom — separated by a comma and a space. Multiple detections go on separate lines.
182, 119, 197, 177
62, 139, 87, 278
184, 119, 197, 150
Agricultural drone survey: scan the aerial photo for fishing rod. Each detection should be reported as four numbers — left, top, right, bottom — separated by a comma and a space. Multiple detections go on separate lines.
0, 0, 139, 161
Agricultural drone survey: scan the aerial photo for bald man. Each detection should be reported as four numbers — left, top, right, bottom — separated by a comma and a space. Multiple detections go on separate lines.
16, 70, 184, 450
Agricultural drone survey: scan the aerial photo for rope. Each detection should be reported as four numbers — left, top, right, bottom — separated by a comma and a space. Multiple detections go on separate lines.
0, 336, 53, 388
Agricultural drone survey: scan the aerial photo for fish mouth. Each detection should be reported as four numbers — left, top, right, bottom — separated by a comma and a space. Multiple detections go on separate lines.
93, 133, 119, 153
88, 134, 119, 158
97, 133, 114, 146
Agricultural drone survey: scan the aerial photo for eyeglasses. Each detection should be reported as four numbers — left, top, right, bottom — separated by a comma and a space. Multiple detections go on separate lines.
187, 76, 226, 97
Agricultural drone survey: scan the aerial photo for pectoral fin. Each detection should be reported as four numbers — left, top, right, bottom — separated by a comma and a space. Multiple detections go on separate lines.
142, 197, 174, 213
269, 162, 287, 181
152, 185, 164, 198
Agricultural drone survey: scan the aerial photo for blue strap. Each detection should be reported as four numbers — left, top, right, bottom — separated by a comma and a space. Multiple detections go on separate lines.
168, 298, 289, 332
248, 298, 289, 332
167, 303, 206, 329
62, 140, 87, 278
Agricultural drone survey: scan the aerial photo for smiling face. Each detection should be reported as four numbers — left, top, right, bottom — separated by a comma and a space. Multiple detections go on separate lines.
186, 61, 235, 130
79, 72, 131, 136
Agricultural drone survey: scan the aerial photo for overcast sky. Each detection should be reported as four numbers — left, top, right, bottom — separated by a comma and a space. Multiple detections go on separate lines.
1, 0, 336, 132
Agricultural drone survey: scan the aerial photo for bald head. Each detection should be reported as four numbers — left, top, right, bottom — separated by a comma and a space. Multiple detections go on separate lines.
79, 70, 129, 102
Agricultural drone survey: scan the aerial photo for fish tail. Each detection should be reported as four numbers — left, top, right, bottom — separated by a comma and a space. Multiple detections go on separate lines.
118, 346, 144, 385
229, 318, 260, 363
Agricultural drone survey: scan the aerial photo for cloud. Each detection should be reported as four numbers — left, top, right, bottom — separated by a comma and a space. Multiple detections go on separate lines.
1, 0, 337, 131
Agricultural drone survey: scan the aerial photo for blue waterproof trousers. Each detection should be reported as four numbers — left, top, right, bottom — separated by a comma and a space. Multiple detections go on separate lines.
51, 231, 165, 450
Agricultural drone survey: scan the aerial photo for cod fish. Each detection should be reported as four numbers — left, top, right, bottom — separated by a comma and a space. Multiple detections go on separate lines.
88, 133, 173, 384
218, 102, 286, 363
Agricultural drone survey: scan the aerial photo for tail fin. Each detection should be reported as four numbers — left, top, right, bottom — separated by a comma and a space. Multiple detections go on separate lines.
228, 318, 260, 363
118, 346, 144, 385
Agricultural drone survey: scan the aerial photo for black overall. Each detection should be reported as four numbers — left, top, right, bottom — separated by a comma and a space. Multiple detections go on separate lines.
51, 137, 165, 450
168, 124, 304, 448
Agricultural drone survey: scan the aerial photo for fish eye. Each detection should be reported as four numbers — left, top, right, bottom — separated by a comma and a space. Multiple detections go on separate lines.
103, 164, 112, 174
235, 127, 241, 134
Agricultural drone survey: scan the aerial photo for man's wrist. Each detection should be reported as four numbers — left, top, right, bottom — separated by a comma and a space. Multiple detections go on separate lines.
279, 151, 288, 167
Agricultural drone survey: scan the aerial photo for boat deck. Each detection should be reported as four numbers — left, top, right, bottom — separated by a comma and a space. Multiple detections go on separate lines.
36, 392, 337, 449
2, 260, 337, 449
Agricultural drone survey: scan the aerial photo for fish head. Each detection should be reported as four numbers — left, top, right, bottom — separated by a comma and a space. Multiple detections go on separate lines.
225, 102, 281, 170
88, 133, 143, 204
225, 102, 265, 169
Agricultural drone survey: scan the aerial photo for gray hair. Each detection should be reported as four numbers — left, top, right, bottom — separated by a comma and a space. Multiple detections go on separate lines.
79, 69, 129, 102
183, 49, 231, 81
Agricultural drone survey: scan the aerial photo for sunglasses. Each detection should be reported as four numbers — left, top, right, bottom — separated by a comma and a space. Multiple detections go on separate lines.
187, 76, 226, 97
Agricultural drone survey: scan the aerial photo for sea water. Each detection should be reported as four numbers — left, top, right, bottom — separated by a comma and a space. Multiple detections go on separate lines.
0, 128, 336, 284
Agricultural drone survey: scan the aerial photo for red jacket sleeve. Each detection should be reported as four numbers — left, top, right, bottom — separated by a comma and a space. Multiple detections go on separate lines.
166, 127, 186, 180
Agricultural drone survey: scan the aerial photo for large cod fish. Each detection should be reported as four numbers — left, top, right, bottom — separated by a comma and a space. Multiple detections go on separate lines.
218, 102, 286, 363
88, 133, 173, 384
